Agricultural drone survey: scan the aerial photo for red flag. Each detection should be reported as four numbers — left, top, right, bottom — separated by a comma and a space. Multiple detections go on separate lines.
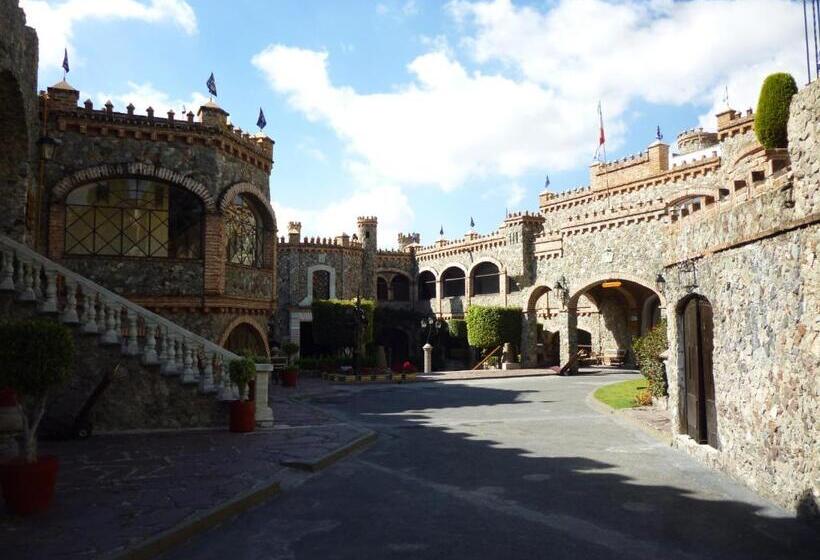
598, 101, 605, 146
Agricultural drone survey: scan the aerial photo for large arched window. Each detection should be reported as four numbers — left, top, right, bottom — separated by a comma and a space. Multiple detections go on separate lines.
442, 267, 465, 297
472, 262, 500, 295
226, 194, 263, 267
418, 271, 436, 300
377, 277, 389, 301
391, 274, 410, 301
65, 178, 202, 258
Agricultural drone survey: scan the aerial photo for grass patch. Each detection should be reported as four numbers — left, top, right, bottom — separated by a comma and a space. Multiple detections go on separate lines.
594, 378, 649, 409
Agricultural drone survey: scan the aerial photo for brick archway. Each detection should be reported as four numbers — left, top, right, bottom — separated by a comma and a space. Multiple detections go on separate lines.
52, 163, 217, 211
219, 316, 270, 358
218, 182, 277, 232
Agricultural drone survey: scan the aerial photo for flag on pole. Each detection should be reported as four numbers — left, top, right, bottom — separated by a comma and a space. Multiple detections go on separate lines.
544, 175, 550, 189
470, 217, 475, 228
62, 48, 70, 74
594, 101, 606, 162
439, 225, 444, 237
206, 72, 217, 97
656, 125, 663, 141
257, 107, 267, 130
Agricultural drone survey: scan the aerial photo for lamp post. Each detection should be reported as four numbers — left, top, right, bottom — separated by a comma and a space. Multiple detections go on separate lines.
420, 316, 442, 373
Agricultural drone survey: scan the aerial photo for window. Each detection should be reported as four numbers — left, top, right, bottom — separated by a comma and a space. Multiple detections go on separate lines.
441, 267, 465, 297
418, 271, 436, 300
226, 194, 263, 267
377, 277, 389, 301
312, 269, 331, 301
472, 262, 500, 295
391, 275, 410, 301
65, 178, 202, 258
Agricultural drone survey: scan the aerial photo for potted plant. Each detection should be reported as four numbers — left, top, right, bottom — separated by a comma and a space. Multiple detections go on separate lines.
0, 319, 75, 515
228, 356, 256, 433
280, 342, 300, 387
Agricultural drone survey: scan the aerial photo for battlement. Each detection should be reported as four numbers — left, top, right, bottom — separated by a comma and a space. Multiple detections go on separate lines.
676, 127, 719, 155
397, 232, 420, 251
716, 107, 755, 140
415, 228, 505, 259
278, 235, 362, 251
357, 216, 378, 225
502, 210, 545, 224
42, 82, 274, 174
590, 141, 669, 190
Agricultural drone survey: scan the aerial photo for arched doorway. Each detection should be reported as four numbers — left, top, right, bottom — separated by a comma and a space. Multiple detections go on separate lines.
680, 296, 717, 448
224, 322, 268, 358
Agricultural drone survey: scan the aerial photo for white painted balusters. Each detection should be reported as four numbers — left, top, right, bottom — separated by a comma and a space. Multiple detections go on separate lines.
100, 301, 120, 344
0, 250, 14, 291
199, 350, 216, 393
181, 339, 196, 383
125, 310, 140, 355
142, 320, 159, 365
40, 268, 59, 313
162, 334, 179, 375
81, 290, 99, 334
18, 259, 36, 301
62, 278, 80, 324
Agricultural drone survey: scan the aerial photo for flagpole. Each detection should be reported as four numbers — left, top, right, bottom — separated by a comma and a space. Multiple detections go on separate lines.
805, 0, 813, 83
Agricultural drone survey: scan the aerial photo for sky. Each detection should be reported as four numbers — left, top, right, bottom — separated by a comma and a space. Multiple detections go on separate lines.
20, 0, 808, 248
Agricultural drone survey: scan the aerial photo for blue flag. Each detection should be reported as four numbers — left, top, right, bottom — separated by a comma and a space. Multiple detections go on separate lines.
257, 107, 267, 130
62, 48, 69, 74
656, 125, 663, 141
544, 175, 550, 189
206, 72, 217, 96
470, 216, 475, 228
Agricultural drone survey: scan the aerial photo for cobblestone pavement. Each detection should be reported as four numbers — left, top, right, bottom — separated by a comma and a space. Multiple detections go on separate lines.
1, 384, 371, 560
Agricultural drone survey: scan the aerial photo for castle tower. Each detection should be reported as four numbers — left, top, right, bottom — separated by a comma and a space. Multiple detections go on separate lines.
287, 222, 301, 244
357, 216, 378, 299
47, 80, 80, 111
397, 232, 420, 252
197, 100, 229, 128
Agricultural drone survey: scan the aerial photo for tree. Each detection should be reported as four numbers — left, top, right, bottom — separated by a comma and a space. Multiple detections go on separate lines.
311, 299, 374, 352
466, 306, 522, 350
754, 73, 798, 149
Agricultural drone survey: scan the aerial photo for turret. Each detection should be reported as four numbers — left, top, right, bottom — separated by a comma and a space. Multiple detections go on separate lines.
287, 222, 301, 244
197, 100, 229, 128
357, 216, 378, 298
46, 80, 79, 112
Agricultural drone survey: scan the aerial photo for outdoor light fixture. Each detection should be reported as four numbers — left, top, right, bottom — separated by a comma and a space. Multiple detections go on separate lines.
421, 316, 442, 343
601, 280, 622, 288
655, 273, 667, 293
37, 135, 58, 160
677, 259, 698, 292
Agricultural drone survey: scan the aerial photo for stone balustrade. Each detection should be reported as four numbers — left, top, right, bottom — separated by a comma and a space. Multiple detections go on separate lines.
0, 235, 274, 427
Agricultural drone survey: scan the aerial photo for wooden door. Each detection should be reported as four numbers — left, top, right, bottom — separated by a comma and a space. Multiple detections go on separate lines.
683, 299, 702, 441
699, 300, 718, 448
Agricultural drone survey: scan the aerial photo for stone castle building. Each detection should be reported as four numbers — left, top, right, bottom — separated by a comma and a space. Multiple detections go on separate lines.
0, 0, 816, 517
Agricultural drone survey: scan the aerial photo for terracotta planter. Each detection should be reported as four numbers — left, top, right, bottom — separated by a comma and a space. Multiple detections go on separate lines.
0, 455, 59, 515
281, 369, 299, 387
229, 400, 255, 433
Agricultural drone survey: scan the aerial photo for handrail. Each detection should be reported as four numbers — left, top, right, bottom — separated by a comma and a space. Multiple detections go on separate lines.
0, 235, 238, 362
472, 344, 503, 371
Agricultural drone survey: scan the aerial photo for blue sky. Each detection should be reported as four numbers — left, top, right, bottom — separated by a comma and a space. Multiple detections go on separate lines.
22, 0, 806, 247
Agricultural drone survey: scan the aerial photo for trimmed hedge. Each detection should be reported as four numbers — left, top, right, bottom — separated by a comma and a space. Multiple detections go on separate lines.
311, 299, 374, 351
632, 320, 668, 398
466, 306, 522, 350
448, 319, 468, 340
754, 73, 798, 149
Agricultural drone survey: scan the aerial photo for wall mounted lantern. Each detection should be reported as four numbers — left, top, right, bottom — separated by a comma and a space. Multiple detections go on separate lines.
655, 273, 667, 294
677, 259, 698, 292
37, 135, 59, 161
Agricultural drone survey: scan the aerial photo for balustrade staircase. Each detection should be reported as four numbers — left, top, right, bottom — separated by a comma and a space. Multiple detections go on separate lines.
0, 235, 273, 429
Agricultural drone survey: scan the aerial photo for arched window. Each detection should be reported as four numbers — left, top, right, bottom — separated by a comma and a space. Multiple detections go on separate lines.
418, 271, 436, 300
226, 194, 263, 267
65, 178, 202, 258
472, 262, 500, 295
441, 267, 465, 297
391, 274, 410, 301
377, 277, 389, 301
312, 269, 331, 301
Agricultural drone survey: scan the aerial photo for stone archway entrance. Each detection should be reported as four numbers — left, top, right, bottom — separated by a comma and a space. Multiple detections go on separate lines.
680, 296, 717, 448
224, 322, 268, 358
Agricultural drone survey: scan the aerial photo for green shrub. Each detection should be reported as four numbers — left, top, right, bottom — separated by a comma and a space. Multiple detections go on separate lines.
0, 319, 75, 462
229, 357, 256, 400
448, 319, 468, 340
312, 299, 375, 351
466, 306, 522, 350
754, 73, 798, 149
632, 320, 668, 398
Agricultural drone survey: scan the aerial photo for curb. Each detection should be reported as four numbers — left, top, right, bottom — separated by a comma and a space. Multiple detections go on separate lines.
105, 478, 282, 560
280, 430, 377, 472
417, 371, 558, 383
584, 390, 673, 445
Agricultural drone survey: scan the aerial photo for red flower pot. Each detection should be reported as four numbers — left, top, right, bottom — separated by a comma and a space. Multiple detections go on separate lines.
281, 369, 298, 387
229, 400, 256, 433
0, 455, 59, 515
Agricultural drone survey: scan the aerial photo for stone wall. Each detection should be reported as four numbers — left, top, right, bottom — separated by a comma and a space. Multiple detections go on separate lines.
0, 0, 38, 243
64, 257, 204, 297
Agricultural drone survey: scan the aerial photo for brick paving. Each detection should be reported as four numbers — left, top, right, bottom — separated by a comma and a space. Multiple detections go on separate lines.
1, 383, 370, 560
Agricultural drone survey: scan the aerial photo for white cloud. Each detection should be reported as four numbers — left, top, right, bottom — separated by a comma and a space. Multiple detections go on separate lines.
252, 45, 604, 191
448, 0, 804, 128
21, 0, 197, 70
96, 81, 208, 116
272, 185, 414, 249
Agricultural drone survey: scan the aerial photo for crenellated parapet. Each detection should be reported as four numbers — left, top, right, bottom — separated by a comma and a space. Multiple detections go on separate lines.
42, 81, 275, 175
277, 235, 363, 253
676, 127, 718, 154
716, 107, 755, 141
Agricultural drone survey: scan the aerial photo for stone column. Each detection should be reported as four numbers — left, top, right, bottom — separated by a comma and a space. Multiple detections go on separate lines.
558, 305, 578, 374
203, 213, 225, 296
435, 279, 443, 315
521, 310, 538, 367
423, 343, 433, 373
254, 363, 274, 427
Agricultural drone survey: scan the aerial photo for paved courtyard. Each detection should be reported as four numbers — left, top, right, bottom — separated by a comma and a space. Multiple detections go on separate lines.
163, 372, 820, 559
